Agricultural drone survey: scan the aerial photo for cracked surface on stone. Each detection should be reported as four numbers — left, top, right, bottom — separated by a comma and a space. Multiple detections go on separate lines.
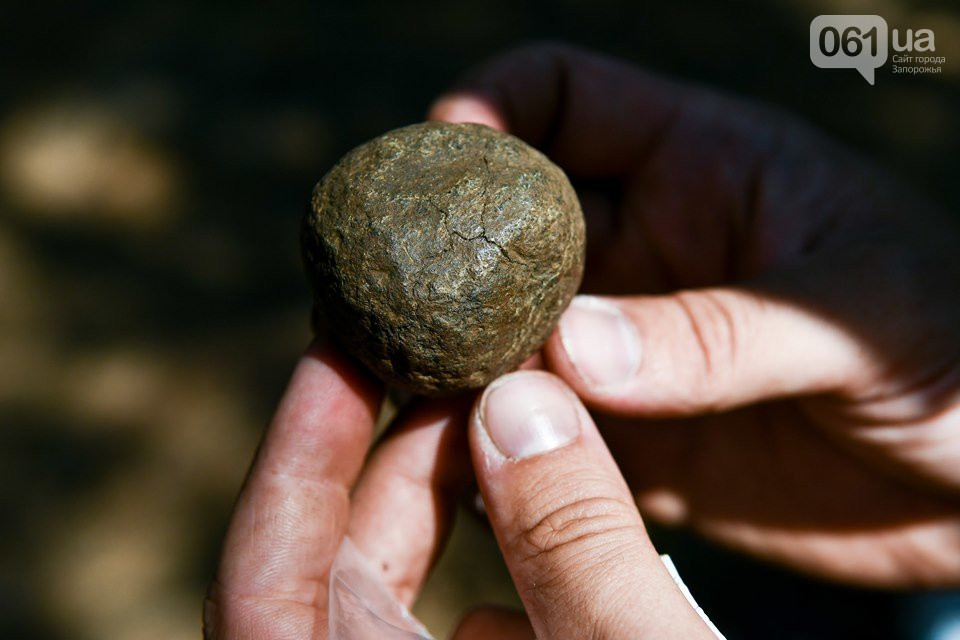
302, 122, 585, 395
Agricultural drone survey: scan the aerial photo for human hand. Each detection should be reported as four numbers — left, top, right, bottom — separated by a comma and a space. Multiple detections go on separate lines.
203, 342, 472, 639
431, 44, 960, 587
453, 370, 719, 639
203, 345, 719, 639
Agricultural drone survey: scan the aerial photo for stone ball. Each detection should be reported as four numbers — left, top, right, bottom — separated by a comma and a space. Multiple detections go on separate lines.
302, 121, 585, 395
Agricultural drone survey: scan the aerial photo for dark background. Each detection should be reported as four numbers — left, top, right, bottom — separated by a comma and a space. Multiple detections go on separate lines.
1, 1, 958, 638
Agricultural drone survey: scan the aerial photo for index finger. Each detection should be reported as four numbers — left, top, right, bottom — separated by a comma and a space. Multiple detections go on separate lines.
206, 342, 382, 636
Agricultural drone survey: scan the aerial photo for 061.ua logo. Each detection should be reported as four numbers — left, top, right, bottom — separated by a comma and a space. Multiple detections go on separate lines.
810, 15, 939, 85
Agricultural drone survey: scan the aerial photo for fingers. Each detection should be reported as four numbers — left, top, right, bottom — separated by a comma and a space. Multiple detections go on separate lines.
347, 397, 473, 606
205, 342, 382, 639
434, 45, 948, 425
450, 606, 535, 640
429, 42, 687, 176
544, 291, 868, 417
469, 370, 714, 639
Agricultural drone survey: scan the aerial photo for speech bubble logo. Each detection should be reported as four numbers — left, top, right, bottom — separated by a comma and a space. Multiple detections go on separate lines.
810, 15, 888, 84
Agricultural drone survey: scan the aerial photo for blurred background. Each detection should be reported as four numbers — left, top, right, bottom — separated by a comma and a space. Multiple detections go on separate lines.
2, 0, 958, 638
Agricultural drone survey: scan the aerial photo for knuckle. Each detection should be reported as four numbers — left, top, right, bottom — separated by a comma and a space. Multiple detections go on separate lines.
672, 290, 752, 406
510, 493, 642, 585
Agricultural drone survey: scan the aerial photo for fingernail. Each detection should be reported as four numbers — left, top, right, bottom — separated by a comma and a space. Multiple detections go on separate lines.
558, 296, 642, 389
429, 94, 505, 130
480, 372, 581, 459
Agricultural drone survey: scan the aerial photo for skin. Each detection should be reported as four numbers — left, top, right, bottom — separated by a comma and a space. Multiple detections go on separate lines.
205, 44, 960, 639
432, 44, 960, 587
204, 346, 716, 639
204, 343, 476, 640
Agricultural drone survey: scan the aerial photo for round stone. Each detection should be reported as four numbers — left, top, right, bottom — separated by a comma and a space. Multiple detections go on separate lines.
302, 121, 585, 395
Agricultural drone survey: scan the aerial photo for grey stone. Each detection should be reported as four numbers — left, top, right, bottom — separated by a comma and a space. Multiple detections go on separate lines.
302, 122, 585, 395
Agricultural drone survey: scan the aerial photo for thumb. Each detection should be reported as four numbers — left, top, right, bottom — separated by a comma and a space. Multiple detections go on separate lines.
544, 289, 868, 417
469, 371, 716, 639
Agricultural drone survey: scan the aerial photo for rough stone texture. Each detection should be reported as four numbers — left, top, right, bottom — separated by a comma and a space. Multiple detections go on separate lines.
302, 121, 585, 395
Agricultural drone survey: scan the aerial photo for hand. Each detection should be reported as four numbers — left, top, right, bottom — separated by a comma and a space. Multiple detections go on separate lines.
204, 345, 718, 639
203, 342, 472, 639
455, 370, 718, 639
431, 44, 960, 587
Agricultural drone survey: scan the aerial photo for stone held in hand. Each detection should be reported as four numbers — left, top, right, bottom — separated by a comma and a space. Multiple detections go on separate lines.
302, 121, 585, 396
